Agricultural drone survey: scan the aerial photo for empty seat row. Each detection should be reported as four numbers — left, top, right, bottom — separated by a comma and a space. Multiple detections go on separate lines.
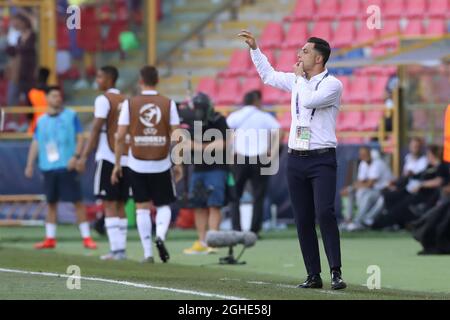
285, 0, 448, 22
197, 73, 393, 106
337, 75, 391, 104
57, 21, 128, 52
336, 110, 385, 131
259, 18, 447, 50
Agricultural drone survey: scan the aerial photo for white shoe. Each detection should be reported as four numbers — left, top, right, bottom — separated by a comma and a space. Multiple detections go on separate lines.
345, 222, 364, 232
100, 252, 116, 260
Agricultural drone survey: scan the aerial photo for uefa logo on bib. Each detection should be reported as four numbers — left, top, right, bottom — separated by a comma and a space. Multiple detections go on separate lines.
139, 104, 162, 128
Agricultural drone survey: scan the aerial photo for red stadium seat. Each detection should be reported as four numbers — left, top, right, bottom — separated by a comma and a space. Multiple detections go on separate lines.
197, 77, 218, 100
216, 78, 241, 105
248, 50, 276, 77
259, 22, 285, 50
380, 19, 401, 37
241, 77, 263, 97
316, 0, 339, 21
339, 137, 365, 144
355, 21, 379, 44
278, 112, 292, 131
337, 111, 364, 131
427, 0, 448, 18
223, 50, 251, 77
77, 27, 101, 52
116, 0, 130, 22
0, 78, 7, 106
378, 19, 400, 47
348, 76, 371, 104
361, 110, 384, 131
371, 43, 388, 57
102, 22, 128, 51
285, 0, 316, 22
283, 22, 308, 49
333, 21, 355, 48
426, 19, 447, 36
384, 0, 405, 18
262, 86, 289, 105
403, 19, 424, 37
57, 21, 70, 50
405, 0, 428, 18
370, 75, 390, 103
355, 66, 397, 76
310, 21, 332, 44
339, 0, 362, 20
336, 76, 351, 104
275, 49, 297, 72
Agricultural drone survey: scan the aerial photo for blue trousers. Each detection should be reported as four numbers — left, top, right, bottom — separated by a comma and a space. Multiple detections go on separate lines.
287, 149, 342, 276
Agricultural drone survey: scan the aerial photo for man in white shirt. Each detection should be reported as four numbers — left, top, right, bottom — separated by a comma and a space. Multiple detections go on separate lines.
112, 66, 183, 264
383, 137, 428, 211
77, 66, 129, 261
227, 90, 281, 235
239, 31, 346, 290
341, 147, 393, 230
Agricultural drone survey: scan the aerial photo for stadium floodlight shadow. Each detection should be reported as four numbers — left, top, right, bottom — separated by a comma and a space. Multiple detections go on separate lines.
205, 230, 258, 266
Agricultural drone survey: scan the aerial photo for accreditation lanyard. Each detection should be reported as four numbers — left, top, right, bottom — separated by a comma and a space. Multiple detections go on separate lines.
44, 113, 65, 163
295, 72, 329, 122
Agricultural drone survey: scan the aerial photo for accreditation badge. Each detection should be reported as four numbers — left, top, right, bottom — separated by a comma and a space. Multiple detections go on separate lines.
46, 141, 60, 163
294, 126, 311, 151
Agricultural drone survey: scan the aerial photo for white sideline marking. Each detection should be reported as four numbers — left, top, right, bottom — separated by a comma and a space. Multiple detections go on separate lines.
220, 278, 347, 295
0, 268, 247, 300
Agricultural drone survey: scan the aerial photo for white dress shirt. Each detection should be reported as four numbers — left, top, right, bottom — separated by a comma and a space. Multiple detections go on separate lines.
358, 159, 393, 191
94, 88, 128, 166
227, 105, 281, 157
403, 154, 428, 176
250, 48, 343, 150
118, 90, 180, 174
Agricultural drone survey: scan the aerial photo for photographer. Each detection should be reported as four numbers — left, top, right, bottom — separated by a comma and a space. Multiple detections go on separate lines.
183, 93, 230, 255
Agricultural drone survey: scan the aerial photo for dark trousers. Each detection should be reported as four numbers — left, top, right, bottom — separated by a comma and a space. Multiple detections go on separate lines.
286, 150, 342, 276
231, 157, 270, 234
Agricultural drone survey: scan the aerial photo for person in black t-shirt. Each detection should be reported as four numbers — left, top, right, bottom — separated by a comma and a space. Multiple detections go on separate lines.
373, 145, 449, 230
183, 93, 230, 255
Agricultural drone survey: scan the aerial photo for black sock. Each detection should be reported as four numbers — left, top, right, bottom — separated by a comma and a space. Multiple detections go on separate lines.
331, 268, 341, 275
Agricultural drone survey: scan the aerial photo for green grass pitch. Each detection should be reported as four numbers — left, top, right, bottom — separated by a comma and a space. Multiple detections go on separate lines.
1, 226, 449, 300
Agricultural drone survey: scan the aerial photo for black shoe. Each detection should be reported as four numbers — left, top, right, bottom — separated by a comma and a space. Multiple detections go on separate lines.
155, 237, 170, 263
297, 275, 323, 289
331, 270, 347, 290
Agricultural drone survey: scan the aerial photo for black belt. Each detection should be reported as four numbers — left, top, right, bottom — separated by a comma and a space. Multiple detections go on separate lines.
288, 148, 335, 157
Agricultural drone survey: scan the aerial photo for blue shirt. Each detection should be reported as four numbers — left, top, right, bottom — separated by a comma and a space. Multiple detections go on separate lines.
34, 108, 82, 171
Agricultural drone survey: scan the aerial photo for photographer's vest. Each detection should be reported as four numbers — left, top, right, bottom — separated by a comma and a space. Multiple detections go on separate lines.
104, 92, 129, 156
129, 94, 171, 161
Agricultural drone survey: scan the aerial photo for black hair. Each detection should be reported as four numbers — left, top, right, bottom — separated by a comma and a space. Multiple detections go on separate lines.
37, 67, 50, 84
307, 37, 331, 66
140, 66, 159, 87
100, 66, 119, 84
243, 90, 262, 106
45, 86, 61, 95
14, 14, 32, 30
427, 144, 443, 160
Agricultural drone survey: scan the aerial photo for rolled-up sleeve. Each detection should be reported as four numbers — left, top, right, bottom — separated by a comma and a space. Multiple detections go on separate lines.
250, 48, 295, 92
299, 79, 343, 110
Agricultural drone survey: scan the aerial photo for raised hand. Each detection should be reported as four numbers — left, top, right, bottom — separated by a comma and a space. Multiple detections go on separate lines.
238, 30, 257, 50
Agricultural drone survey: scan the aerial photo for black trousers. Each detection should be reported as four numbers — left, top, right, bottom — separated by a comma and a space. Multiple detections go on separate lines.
231, 156, 270, 234
286, 149, 342, 276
